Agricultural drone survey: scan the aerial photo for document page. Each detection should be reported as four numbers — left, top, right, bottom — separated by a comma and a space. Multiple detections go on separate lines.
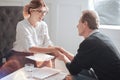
26, 53, 54, 61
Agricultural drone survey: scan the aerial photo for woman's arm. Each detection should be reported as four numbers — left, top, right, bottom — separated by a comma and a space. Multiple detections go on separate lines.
29, 46, 59, 56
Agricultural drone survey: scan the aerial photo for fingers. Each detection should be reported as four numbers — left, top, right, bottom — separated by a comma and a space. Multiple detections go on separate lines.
55, 46, 66, 53
49, 46, 66, 58
56, 52, 65, 60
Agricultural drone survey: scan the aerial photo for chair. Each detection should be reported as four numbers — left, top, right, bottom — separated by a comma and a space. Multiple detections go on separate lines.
0, 6, 23, 66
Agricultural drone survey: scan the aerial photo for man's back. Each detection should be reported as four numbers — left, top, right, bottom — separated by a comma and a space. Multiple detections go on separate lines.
87, 32, 120, 80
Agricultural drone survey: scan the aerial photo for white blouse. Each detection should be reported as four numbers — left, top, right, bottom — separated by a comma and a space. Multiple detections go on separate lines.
13, 19, 53, 52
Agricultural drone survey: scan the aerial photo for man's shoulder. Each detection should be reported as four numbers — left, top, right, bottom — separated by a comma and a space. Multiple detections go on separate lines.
89, 32, 108, 40
83, 32, 105, 44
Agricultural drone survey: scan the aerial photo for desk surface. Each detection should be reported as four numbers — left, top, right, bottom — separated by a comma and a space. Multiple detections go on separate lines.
1, 67, 68, 80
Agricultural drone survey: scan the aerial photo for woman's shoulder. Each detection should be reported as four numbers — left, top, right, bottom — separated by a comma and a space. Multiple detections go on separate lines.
17, 19, 26, 25
16, 19, 29, 29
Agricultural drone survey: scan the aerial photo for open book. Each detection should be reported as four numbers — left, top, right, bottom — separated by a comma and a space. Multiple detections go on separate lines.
32, 67, 61, 80
26, 53, 55, 61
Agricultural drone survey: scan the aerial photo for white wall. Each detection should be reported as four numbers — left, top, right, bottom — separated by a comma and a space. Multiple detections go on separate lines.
44, 0, 89, 54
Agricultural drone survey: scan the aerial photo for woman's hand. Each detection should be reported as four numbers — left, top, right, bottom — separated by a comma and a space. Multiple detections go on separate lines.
55, 47, 67, 55
48, 46, 60, 57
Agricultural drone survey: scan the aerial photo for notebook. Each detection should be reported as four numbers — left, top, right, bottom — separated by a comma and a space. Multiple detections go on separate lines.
26, 53, 55, 61
32, 67, 60, 80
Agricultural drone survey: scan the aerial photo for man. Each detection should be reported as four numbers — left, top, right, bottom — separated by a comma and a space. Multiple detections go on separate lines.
56, 10, 120, 80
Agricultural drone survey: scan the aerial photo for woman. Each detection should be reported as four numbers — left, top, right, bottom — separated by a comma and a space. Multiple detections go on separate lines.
7, 0, 58, 68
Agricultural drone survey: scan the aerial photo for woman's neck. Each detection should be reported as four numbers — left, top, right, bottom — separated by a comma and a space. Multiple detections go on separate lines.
28, 17, 37, 27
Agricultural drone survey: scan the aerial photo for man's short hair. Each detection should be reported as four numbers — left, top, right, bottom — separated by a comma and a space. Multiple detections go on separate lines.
81, 10, 99, 30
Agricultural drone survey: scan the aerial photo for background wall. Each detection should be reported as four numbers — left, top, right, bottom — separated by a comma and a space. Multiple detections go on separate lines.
44, 0, 87, 54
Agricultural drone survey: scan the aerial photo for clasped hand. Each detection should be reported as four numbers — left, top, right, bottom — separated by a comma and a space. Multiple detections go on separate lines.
50, 46, 72, 63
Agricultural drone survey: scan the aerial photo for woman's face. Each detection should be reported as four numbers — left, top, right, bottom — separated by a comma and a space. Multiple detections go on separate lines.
30, 7, 47, 21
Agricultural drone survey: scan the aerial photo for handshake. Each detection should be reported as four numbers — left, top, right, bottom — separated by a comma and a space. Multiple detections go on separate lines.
49, 46, 74, 63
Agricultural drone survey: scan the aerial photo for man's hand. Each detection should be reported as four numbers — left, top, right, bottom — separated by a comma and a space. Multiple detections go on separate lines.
56, 51, 71, 63
55, 47, 74, 61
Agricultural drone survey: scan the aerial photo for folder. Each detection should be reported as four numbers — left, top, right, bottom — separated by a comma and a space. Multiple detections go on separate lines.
32, 67, 60, 80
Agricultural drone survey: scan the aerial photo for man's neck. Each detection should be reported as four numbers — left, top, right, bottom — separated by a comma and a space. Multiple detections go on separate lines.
84, 29, 93, 39
84, 29, 99, 38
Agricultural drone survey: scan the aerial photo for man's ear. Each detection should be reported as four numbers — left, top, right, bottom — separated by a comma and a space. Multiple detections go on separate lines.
29, 8, 33, 13
84, 21, 88, 26
82, 21, 88, 29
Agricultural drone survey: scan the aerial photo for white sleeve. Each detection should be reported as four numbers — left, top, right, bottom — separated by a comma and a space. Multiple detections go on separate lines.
42, 22, 53, 47
16, 22, 36, 51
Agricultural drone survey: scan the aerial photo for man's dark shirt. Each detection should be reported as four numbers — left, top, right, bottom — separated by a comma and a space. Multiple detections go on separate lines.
66, 32, 120, 80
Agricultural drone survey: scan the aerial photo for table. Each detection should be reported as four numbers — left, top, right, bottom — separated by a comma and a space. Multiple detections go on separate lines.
0, 67, 68, 80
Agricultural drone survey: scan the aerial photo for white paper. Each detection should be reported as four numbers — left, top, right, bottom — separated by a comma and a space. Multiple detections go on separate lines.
32, 67, 61, 80
26, 53, 54, 61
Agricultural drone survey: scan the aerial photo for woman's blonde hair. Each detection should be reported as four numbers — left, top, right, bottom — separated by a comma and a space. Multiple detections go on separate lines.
23, 0, 48, 18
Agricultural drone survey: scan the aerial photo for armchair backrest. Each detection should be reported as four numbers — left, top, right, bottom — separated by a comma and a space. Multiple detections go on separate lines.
0, 6, 23, 65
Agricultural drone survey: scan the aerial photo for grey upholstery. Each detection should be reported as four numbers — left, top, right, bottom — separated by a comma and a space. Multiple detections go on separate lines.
0, 6, 23, 66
